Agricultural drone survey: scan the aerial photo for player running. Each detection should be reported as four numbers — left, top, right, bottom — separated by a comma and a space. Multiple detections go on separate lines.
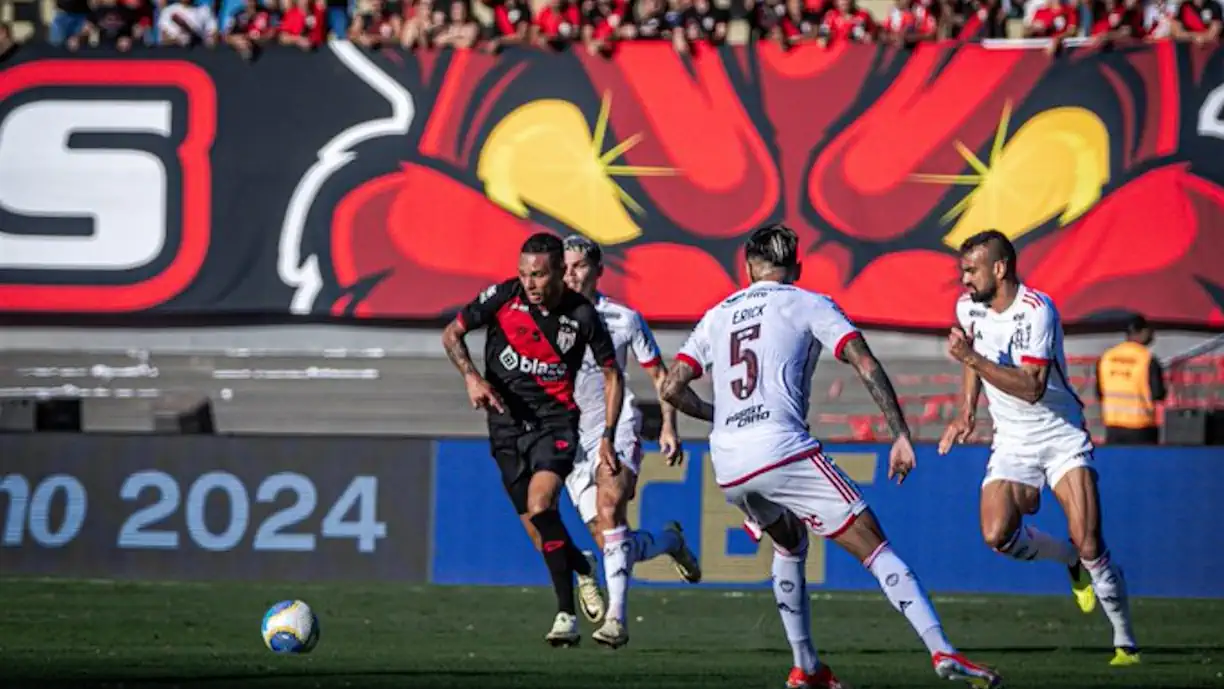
938, 230, 1139, 667
661, 225, 1001, 689
440, 233, 624, 647
561, 235, 703, 649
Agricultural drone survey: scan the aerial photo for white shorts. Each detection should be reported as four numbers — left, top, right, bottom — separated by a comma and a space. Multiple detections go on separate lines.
720, 448, 867, 538
983, 436, 1095, 491
566, 425, 642, 525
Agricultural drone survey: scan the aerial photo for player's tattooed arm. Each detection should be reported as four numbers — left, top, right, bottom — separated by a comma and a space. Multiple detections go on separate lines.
660, 362, 715, 422
441, 318, 480, 379
840, 336, 912, 439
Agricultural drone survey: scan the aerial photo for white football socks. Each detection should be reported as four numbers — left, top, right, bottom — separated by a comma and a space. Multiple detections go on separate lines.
1083, 550, 1138, 648
771, 536, 820, 673
998, 524, 1078, 566
865, 542, 955, 656
602, 526, 633, 623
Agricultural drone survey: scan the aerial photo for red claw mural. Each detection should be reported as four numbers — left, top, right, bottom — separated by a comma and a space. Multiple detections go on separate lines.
5, 42, 1219, 327
320, 41, 1224, 329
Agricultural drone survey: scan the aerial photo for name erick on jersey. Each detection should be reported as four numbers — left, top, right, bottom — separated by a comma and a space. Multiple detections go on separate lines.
676, 281, 860, 486
955, 284, 1089, 448
572, 295, 664, 445
457, 279, 617, 427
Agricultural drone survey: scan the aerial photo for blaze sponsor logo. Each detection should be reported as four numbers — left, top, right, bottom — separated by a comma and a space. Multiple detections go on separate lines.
498, 346, 568, 380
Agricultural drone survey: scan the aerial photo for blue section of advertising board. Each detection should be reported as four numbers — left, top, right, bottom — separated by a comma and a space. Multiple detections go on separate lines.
431, 440, 1223, 598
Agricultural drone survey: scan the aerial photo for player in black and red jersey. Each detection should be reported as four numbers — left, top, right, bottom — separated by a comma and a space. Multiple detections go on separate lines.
441, 233, 624, 646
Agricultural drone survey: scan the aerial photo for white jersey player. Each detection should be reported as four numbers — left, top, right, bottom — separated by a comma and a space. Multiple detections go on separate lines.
559, 235, 702, 649
661, 224, 1001, 689
939, 230, 1139, 667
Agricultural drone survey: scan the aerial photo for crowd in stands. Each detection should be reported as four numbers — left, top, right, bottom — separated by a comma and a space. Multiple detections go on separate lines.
17, 0, 1222, 55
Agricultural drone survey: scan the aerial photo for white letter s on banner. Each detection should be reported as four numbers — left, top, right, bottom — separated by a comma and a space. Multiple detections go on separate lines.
0, 100, 171, 271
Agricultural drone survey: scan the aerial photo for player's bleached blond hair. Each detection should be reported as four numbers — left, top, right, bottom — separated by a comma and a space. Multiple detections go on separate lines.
562, 234, 603, 266
745, 224, 799, 269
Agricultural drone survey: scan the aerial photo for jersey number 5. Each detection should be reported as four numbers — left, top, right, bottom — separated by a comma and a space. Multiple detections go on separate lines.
729, 325, 761, 400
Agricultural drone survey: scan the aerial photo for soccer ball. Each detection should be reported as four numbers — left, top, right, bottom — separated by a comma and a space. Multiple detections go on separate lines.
261, 600, 320, 654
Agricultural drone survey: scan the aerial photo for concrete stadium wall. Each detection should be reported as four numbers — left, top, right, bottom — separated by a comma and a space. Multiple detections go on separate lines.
1, 327, 1217, 441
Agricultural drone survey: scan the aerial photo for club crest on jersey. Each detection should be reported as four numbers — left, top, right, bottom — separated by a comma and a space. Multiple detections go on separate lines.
1012, 323, 1032, 350
557, 326, 577, 353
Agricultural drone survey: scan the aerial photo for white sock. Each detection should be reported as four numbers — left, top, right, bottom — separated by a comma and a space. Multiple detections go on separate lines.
629, 528, 679, 561
998, 524, 1078, 566
772, 537, 820, 673
866, 542, 956, 656
1083, 551, 1137, 648
602, 526, 633, 623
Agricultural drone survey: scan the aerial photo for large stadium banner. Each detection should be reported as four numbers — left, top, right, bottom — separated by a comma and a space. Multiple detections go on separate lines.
0, 434, 433, 582
1, 42, 1223, 328
433, 440, 1224, 598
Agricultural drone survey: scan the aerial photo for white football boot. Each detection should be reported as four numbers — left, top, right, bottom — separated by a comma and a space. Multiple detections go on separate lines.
592, 617, 629, 649
575, 551, 607, 623
544, 611, 580, 647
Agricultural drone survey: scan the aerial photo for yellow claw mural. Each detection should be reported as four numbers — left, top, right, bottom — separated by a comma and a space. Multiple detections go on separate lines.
912, 103, 1111, 248
477, 92, 676, 246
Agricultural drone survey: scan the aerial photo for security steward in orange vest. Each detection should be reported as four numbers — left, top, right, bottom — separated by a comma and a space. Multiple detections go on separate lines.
1095, 315, 1166, 445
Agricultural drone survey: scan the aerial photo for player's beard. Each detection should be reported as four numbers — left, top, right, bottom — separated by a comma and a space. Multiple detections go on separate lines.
968, 280, 997, 304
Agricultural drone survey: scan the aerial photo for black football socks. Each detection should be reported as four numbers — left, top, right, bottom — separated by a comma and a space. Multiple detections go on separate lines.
531, 510, 578, 616
568, 542, 592, 576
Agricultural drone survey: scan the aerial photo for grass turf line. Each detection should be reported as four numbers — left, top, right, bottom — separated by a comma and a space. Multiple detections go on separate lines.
0, 579, 1221, 689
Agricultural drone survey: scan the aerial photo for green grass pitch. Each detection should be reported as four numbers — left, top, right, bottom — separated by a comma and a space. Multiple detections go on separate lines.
0, 579, 1221, 689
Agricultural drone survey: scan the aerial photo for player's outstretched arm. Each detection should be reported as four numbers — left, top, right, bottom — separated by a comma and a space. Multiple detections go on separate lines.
840, 336, 911, 440
660, 361, 715, 422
